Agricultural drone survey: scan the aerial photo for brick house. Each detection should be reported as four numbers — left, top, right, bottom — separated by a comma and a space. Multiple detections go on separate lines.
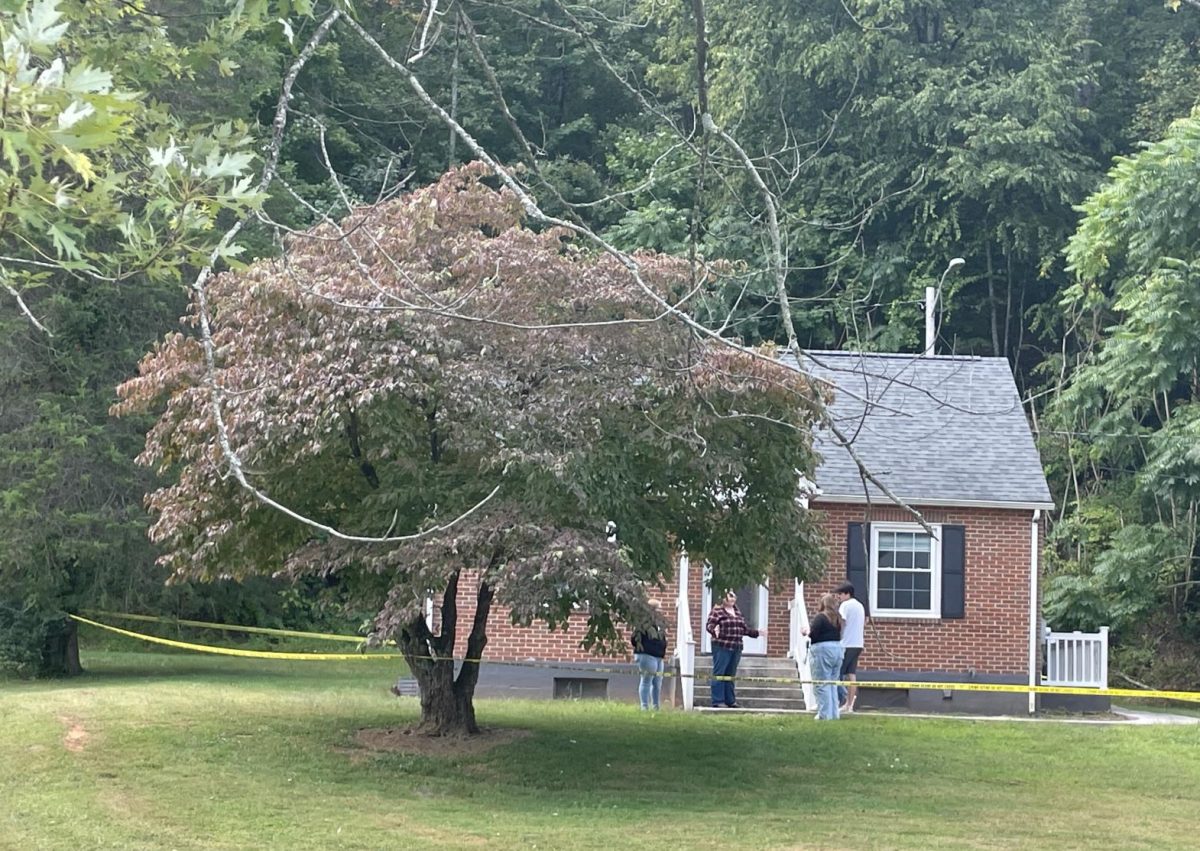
452, 350, 1058, 713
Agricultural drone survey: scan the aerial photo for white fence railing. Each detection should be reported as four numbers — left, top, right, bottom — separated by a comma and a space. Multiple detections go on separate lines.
787, 580, 815, 711
1044, 626, 1109, 689
675, 552, 696, 711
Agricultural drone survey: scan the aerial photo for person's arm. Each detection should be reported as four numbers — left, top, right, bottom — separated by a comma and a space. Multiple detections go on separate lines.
706, 607, 721, 637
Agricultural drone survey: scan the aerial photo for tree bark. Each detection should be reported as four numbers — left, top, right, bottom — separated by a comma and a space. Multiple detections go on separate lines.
42, 617, 83, 677
398, 568, 496, 736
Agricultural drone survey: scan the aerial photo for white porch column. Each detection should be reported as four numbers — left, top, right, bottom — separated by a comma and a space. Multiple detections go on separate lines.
676, 552, 695, 711
1028, 509, 1041, 715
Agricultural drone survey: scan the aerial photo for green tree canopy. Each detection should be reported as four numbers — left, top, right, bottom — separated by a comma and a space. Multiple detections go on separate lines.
1044, 111, 1200, 680
116, 165, 828, 733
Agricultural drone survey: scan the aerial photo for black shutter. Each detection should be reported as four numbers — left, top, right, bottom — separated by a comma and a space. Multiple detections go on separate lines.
941, 525, 966, 619
846, 522, 870, 616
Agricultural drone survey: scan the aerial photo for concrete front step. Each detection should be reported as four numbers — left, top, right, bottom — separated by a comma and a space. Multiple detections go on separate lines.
694, 683, 805, 699
696, 696, 816, 710
692, 668, 803, 682
693, 654, 808, 711
697, 702, 814, 714
695, 654, 797, 670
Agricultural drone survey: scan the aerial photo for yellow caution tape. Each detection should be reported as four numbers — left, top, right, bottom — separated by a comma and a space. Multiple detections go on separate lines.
85, 610, 366, 643
70, 614, 1200, 702
69, 615, 399, 661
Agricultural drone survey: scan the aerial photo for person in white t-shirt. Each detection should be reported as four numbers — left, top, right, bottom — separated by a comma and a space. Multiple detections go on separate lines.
835, 582, 865, 712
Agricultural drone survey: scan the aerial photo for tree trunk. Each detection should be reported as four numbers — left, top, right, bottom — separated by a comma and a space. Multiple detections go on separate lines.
411, 651, 467, 734
42, 617, 83, 677
398, 570, 496, 736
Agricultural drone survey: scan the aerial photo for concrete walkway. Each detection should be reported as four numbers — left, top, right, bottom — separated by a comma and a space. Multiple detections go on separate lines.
1110, 705, 1200, 725
696, 705, 1200, 725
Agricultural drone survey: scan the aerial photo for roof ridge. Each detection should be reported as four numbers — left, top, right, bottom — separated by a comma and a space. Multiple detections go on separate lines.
795, 349, 990, 362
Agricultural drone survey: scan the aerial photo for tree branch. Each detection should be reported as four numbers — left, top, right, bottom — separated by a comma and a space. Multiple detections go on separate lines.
1, 272, 53, 337
183, 10, 504, 545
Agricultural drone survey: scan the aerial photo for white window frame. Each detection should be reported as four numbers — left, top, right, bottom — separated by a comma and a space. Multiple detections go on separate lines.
870, 522, 942, 619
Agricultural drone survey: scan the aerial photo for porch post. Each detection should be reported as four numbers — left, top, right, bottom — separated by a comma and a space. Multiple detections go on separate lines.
1028, 509, 1041, 715
676, 551, 695, 711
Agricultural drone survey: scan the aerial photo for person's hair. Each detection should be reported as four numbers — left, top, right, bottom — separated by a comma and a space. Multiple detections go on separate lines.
835, 582, 855, 597
819, 592, 844, 630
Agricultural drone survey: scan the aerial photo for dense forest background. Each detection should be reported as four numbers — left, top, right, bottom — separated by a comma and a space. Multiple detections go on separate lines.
4, 0, 1200, 689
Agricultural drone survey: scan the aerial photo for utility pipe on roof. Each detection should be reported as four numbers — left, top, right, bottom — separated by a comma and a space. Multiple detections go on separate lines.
924, 258, 965, 355
1028, 509, 1041, 715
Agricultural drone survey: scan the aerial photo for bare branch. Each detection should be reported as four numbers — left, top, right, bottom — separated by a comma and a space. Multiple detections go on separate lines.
410, 0, 444, 63
456, 6, 577, 217
340, 16, 817, 379
2, 272, 53, 337
179, 10, 505, 545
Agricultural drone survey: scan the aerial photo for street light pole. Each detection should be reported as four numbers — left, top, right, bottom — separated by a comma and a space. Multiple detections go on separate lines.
924, 257, 965, 356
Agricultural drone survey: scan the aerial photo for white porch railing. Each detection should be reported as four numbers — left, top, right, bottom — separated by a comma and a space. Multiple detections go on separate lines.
675, 552, 696, 710
787, 580, 816, 710
1044, 626, 1109, 689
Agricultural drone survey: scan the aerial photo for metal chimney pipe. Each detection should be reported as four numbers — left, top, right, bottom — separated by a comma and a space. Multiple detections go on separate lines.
925, 258, 965, 356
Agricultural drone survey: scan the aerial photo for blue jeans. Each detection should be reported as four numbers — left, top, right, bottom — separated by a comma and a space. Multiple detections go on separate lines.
810, 641, 844, 720
710, 645, 742, 706
635, 653, 664, 709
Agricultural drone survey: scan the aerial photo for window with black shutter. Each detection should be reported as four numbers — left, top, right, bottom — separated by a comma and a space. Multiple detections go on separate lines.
940, 525, 966, 619
859, 522, 964, 619
846, 522, 870, 616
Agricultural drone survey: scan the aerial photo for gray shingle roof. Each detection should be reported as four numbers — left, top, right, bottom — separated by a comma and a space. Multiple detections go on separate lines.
782, 351, 1053, 508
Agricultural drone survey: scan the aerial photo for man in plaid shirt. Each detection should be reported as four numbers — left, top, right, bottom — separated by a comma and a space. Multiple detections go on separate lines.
706, 590, 762, 708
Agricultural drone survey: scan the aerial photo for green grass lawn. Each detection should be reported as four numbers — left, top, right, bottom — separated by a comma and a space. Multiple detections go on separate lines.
3, 648, 1199, 850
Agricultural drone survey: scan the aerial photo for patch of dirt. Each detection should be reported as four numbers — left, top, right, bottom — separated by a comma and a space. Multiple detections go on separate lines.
352, 726, 530, 758
58, 716, 89, 753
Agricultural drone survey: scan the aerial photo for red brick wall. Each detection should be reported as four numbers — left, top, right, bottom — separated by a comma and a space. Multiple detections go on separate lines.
437, 567, 681, 664
785, 502, 1040, 677
445, 502, 1042, 678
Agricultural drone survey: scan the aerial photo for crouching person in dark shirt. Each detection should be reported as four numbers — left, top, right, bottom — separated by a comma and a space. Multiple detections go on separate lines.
631, 599, 669, 710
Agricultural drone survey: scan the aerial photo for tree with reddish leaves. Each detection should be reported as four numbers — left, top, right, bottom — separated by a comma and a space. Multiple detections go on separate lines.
116, 165, 826, 735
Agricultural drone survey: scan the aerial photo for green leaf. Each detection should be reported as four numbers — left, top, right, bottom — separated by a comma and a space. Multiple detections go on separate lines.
62, 62, 113, 95
14, 0, 69, 51
46, 222, 80, 259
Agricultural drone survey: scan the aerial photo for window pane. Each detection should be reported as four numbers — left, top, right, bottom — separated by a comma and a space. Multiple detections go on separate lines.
875, 527, 941, 613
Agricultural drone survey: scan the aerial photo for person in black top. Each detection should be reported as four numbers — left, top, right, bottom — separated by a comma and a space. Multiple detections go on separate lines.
631, 599, 668, 710
806, 593, 845, 720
